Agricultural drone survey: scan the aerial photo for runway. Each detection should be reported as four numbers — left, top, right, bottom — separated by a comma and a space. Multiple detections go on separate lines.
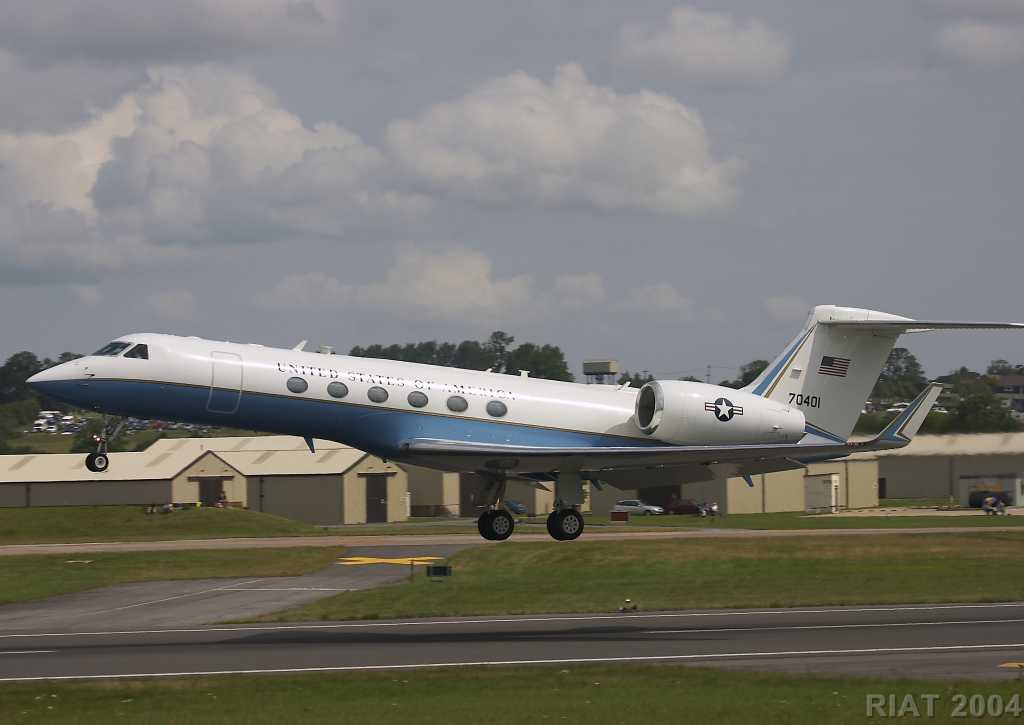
2, 525, 1021, 557
2, 603, 1024, 681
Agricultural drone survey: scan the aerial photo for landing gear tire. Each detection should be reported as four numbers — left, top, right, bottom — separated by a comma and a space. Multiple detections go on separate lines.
477, 509, 514, 541
546, 509, 584, 541
85, 452, 109, 473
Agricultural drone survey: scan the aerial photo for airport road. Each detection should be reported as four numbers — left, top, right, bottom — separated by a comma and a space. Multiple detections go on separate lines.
1, 603, 1024, 681
0, 545, 468, 631
1, 525, 1022, 557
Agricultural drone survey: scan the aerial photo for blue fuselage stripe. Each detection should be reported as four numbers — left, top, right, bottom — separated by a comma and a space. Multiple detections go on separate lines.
33, 379, 659, 459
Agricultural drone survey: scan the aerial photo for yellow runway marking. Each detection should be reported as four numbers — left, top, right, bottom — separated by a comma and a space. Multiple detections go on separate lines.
338, 556, 442, 566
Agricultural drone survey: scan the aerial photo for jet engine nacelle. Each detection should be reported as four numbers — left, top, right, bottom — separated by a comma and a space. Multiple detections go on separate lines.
634, 380, 806, 445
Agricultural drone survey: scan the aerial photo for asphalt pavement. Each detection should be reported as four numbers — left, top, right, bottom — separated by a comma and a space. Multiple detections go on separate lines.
0, 544, 467, 631
2, 603, 1023, 681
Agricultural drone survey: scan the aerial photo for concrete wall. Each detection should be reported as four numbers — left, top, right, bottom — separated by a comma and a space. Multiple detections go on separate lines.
250, 474, 342, 524
172, 452, 246, 505
878, 457, 952, 499
15, 480, 170, 506
345, 456, 407, 523
879, 454, 1024, 500
404, 465, 459, 517
0, 484, 27, 507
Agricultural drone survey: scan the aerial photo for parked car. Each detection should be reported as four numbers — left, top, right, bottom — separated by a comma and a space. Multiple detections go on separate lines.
664, 498, 700, 515
885, 402, 910, 414
611, 499, 664, 516
504, 500, 528, 515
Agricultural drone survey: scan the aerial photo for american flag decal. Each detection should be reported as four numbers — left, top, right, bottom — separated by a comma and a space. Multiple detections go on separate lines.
818, 355, 851, 377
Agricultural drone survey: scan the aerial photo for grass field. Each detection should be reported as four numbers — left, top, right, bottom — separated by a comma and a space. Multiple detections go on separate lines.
0, 506, 331, 545
578, 510, 1024, 530
1, 665, 1019, 724
0, 547, 340, 605
267, 532, 1024, 621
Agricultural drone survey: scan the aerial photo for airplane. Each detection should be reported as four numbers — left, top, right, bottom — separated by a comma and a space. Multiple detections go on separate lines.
27, 304, 1024, 542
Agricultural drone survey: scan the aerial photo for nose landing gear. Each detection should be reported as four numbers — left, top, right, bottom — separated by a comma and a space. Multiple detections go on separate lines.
84, 418, 124, 473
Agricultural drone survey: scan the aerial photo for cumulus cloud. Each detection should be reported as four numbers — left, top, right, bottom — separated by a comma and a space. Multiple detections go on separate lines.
613, 6, 791, 86
0, 1, 346, 64
554, 272, 606, 307
764, 295, 809, 321
922, 0, 1024, 66
623, 283, 693, 315
0, 63, 741, 283
933, 20, 1024, 65
385, 64, 741, 215
92, 66, 426, 246
267, 245, 535, 323
147, 289, 198, 321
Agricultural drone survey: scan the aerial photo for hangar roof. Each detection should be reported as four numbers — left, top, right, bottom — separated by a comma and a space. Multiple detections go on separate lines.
144, 435, 347, 456
0, 449, 236, 483
875, 433, 1024, 457
217, 448, 367, 476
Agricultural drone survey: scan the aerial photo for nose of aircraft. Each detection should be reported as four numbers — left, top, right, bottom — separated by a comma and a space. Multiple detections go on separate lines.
27, 360, 81, 388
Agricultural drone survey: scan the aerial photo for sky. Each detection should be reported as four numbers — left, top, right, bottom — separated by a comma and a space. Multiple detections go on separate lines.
2, 0, 1023, 380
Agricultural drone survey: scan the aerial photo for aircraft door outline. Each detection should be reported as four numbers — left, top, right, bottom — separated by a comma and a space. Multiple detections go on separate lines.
208, 351, 243, 414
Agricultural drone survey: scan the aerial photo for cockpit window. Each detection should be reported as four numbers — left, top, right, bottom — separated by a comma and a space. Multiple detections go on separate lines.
93, 341, 131, 356
124, 344, 149, 360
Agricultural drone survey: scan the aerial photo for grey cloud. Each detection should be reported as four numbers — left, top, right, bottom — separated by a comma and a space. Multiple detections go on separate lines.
0, 1, 345, 64
385, 64, 741, 216
613, 5, 791, 86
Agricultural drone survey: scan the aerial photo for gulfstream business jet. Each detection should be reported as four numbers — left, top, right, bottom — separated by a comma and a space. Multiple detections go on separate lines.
28, 305, 1024, 541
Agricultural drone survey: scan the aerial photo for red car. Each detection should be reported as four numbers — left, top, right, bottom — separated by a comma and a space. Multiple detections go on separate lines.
664, 498, 700, 515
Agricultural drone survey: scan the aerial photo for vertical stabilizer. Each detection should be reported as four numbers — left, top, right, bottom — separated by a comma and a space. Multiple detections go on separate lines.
744, 306, 908, 442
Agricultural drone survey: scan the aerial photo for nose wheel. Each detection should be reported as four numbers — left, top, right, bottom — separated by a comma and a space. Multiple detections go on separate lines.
85, 452, 109, 473
477, 509, 515, 541
546, 509, 584, 541
83, 417, 124, 473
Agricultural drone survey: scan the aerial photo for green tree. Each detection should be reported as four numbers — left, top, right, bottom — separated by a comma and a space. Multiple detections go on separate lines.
505, 343, 573, 381
719, 360, 768, 389
871, 347, 926, 401
483, 331, 515, 372
0, 352, 43, 403
987, 359, 1017, 375
617, 371, 654, 388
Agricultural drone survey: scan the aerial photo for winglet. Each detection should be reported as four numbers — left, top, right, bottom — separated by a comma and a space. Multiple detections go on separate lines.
292, 340, 308, 352
874, 382, 944, 447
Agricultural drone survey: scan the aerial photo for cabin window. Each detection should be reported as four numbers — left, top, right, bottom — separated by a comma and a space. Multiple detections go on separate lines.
123, 344, 149, 360
447, 395, 468, 413
367, 386, 389, 403
486, 400, 507, 417
93, 341, 131, 356
407, 391, 428, 408
286, 377, 308, 394
327, 382, 348, 399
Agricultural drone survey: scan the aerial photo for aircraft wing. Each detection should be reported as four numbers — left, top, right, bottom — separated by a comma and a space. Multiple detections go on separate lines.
402, 383, 943, 476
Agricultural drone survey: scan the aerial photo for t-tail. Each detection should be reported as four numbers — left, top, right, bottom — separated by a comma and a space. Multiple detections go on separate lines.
744, 305, 1024, 443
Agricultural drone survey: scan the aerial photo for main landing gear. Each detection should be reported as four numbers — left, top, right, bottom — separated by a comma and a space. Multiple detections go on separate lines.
473, 472, 587, 542
476, 475, 515, 541
84, 417, 124, 473
546, 508, 584, 541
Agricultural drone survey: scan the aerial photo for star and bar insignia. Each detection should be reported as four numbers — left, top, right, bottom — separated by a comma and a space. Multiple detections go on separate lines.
705, 397, 743, 422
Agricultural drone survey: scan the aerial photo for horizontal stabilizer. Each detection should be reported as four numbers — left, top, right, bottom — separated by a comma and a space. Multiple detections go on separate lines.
820, 320, 1024, 333
874, 382, 943, 445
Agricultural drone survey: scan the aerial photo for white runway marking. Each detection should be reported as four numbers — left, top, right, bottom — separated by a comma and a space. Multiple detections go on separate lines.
3, 602, 1023, 640
0, 650, 55, 655
1, 642, 1023, 681
86, 579, 266, 615
647, 617, 1024, 635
